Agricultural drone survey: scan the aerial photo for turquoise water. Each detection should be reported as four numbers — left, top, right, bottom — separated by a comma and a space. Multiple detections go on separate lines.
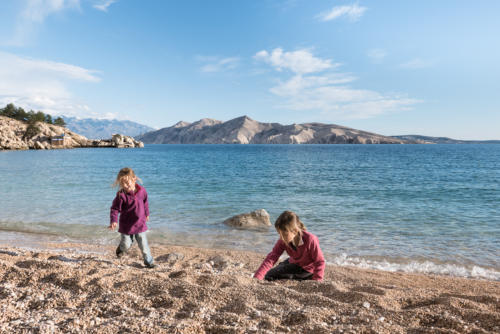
1, 144, 499, 279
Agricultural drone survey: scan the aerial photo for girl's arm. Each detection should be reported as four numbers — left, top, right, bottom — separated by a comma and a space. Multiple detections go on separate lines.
309, 235, 325, 281
110, 192, 123, 227
253, 240, 285, 280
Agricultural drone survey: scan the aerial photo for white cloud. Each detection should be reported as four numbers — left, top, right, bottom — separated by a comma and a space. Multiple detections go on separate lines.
367, 48, 387, 63
22, 0, 81, 22
199, 56, 240, 73
93, 0, 117, 12
317, 3, 367, 22
254, 48, 337, 74
399, 58, 435, 69
255, 48, 420, 119
7, 0, 81, 46
0, 51, 100, 117
7, 0, 115, 46
270, 74, 356, 97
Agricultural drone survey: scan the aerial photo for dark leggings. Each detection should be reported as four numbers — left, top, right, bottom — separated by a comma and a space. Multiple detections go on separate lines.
265, 259, 313, 281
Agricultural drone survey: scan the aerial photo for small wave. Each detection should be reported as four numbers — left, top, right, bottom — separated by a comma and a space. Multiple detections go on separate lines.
329, 253, 500, 281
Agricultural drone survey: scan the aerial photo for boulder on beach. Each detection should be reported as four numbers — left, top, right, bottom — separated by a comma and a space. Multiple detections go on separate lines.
222, 209, 271, 229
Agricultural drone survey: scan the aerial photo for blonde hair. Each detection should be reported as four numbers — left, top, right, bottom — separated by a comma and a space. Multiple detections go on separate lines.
112, 167, 142, 189
275, 211, 306, 238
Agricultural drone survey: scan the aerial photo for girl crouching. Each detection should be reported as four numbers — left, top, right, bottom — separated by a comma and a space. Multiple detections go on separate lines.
254, 211, 325, 281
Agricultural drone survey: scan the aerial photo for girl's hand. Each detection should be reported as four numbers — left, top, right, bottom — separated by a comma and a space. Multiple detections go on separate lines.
109, 222, 118, 230
146, 216, 149, 222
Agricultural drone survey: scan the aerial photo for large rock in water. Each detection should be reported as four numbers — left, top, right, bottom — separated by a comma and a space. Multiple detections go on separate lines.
111, 134, 144, 148
223, 209, 271, 229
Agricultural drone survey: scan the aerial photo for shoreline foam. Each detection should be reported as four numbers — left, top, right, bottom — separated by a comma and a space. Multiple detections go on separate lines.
1, 228, 499, 282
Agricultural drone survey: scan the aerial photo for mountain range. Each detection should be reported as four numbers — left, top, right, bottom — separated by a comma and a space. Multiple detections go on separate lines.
63, 116, 154, 139
136, 116, 408, 144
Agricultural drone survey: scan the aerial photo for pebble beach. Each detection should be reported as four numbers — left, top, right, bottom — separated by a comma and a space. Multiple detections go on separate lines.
1, 242, 499, 334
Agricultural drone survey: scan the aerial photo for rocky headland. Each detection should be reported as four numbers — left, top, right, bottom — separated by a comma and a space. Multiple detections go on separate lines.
0, 116, 144, 150
136, 116, 409, 144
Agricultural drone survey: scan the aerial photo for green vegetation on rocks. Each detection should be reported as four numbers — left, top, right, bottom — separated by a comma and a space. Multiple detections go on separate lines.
0, 103, 65, 127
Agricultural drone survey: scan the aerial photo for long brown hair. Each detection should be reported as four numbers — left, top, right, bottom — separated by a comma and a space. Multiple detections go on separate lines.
275, 211, 306, 236
112, 167, 142, 189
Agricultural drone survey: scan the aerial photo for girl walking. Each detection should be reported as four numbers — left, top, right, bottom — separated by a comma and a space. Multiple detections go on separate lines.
109, 167, 155, 268
254, 211, 325, 281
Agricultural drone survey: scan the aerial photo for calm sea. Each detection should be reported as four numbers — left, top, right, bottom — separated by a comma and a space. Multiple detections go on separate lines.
1, 144, 499, 280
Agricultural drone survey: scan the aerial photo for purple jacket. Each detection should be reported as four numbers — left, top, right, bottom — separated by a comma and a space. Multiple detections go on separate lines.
110, 184, 150, 235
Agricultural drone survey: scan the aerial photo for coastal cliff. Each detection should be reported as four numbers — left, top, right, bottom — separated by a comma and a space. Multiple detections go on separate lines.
0, 116, 143, 150
136, 116, 408, 144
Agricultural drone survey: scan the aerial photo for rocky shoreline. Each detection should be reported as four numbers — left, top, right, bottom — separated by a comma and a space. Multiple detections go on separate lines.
0, 116, 143, 150
0, 241, 498, 334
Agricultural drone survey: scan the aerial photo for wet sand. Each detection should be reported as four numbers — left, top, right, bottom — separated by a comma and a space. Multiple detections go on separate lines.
0, 242, 499, 333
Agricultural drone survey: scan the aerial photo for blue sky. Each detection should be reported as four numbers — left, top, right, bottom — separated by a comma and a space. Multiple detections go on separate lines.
0, 0, 499, 139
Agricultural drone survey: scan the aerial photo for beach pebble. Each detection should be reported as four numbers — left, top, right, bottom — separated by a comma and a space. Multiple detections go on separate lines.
362, 302, 371, 309
0, 250, 19, 256
48, 255, 81, 263
251, 309, 261, 318
166, 253, 184, 263
208, 255, 229, 269
378, 316, 385, 322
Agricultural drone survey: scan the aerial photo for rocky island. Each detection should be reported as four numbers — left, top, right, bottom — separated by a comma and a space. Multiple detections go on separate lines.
0, 116, 144, 150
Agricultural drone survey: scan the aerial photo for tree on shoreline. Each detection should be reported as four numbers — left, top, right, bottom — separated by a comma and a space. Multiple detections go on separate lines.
0, 103, 65, 127
54, 117, 66, 127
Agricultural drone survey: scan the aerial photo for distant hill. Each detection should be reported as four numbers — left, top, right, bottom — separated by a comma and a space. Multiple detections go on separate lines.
136, 116, 408, 144
391, 135, 500, 144
63, 116, 154, 139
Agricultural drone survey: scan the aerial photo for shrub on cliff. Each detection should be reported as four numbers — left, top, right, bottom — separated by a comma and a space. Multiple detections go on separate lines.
23, 122, 41, 140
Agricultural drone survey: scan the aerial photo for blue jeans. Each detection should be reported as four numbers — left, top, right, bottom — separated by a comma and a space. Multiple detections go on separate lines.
119, 232, 154, 266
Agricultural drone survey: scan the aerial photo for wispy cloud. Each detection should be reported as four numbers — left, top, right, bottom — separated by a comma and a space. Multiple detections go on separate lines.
7, 0, 81, 46
317, 3, 367, 22
367, 48, 387, 63
0, 51, 100, 117
254, 48, 338, 74
399, 58, 435, 69
198, 56, 240, 73
6, 0, 116, 46
21, 0, 81, 23
255, 48, 419, 119
93, 0, 118, 12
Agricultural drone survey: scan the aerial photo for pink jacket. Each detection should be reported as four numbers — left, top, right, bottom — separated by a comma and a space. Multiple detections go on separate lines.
254, 230, 325, 281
